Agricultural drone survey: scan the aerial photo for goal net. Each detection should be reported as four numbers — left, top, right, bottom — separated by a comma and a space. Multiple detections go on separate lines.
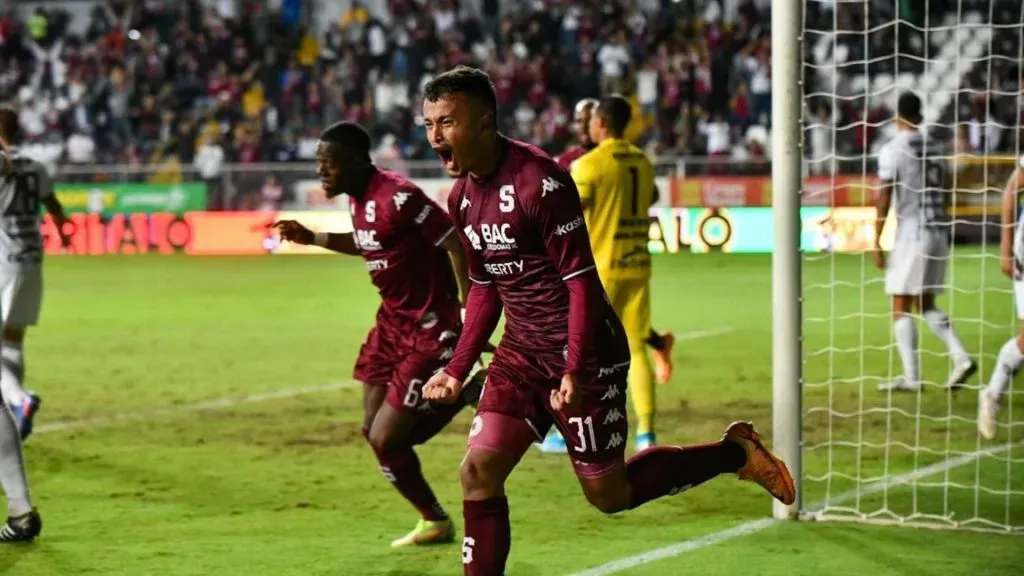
800, 0, 1024, 532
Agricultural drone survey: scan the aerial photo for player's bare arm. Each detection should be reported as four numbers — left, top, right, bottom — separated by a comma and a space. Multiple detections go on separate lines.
874, 180, 893, 269
270, 220, 359, 255
41, 196, 72, 247
1000, 167, 1024, 279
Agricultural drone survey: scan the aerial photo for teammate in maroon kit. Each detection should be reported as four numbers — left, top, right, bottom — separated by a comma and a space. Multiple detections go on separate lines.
419, 67, 796, 575
272, 122, 484, 549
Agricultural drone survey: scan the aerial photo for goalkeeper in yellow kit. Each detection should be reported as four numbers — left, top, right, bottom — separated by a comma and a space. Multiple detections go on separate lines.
575, 95, 661, 450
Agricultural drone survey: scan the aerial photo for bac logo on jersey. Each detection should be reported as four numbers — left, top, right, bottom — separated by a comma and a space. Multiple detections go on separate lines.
541, 177, 562, 198
364, 201, 376, 223
554, 215, 584, 236
394, 191, 409, 210
480, 223, 517, 250
464, 225, 482, 250
354, 229, 381, 251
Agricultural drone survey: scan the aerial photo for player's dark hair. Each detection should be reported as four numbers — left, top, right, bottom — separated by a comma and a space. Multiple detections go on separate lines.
596, 95, 632, 136
320, 121, 373, 161
897, 92, 923, 125
423, 66, 498, 118
0, 105, 20, 145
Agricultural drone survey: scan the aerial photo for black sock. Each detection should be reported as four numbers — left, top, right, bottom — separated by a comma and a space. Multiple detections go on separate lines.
646, 329, 666, 351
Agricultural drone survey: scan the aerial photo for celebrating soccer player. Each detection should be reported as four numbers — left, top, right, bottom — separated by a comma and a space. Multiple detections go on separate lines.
873, 93, 975, 393
978, 155, 1024, 438
271, 122, 484, 548
537, 97, 675, 454
419, 67, 795, 575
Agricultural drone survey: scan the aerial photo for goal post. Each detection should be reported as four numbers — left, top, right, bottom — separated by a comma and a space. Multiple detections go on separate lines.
789, 0, 1024, 533
771, 0, 805, 520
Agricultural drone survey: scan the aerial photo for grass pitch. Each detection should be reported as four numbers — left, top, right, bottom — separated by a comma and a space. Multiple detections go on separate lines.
2, 251, 1021, 575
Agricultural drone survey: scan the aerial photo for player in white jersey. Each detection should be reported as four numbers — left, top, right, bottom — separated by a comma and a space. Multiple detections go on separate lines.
873, 93, 975, 393
0, 107, 71, 441
0, 105, 68, 541
977, 155, 1024, 439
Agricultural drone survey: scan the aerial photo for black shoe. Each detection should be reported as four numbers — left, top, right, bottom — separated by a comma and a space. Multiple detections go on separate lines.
0, 509, 42, 542
462, 368, 487, 408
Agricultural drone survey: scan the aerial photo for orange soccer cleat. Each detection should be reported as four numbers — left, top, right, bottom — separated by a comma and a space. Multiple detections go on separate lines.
723, 421, 796, 505
651, 332, 675, 384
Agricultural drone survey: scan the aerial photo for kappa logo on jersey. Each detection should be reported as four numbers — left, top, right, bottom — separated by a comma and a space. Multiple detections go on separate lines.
605, 433, 624, 449
414, 204, 432, 224
541, 177, 562, 198
483, 260, 524, 276
479, 223, 517, 250
354, 229, 381, 250
603, 408, 625, 425
464, 225, 482, 250
601, 384, 620, 401
555, 215, 585, 236
365, 258, 388, 271
460, 196, 471, 211
394, 191, 409, 210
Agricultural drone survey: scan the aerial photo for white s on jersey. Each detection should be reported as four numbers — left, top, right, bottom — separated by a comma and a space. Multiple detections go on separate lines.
877, 130, 950, 238
0, 150, 53, 268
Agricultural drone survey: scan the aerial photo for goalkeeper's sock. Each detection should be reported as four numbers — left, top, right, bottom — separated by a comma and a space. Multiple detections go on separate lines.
628, 346, 655, 436
362, 428, 448, 522
923, 309, 970, 363
893, 316, 919, 384
0, 341, 28, 408
986, 338, 1024, 402
626, 441, 746, 509
0, 408, 32, 517
462, 497, 510, 576
645, 329, 666, 351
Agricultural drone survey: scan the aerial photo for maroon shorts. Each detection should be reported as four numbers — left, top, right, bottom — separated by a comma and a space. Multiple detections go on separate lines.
468, 348, 631, 479
353, 308, 461, 412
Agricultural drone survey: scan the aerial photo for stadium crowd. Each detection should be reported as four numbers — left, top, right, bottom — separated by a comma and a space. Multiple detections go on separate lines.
2, 0, 1019, 186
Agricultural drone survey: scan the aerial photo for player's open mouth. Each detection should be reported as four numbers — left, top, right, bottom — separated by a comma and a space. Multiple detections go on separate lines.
433, 147, 457, 171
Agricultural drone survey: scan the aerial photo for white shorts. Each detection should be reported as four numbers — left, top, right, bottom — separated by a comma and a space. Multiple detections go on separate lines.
885, 230, 949, 296
1014, 280, 1024, 321
0, 266, 43, 327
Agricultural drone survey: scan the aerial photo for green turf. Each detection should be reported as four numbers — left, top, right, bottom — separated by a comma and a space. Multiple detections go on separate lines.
0, 251, 1021, 575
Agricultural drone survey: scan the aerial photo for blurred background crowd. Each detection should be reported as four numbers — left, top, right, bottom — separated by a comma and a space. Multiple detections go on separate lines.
2, 0, 1022, 205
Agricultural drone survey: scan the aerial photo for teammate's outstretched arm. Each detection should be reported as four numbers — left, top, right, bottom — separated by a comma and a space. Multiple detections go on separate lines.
270, 220, 360, 255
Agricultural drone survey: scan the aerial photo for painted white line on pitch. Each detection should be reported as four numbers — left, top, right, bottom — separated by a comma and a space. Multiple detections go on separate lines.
33, 381, 360, 435
672, 326, 735, 341
566, 440, 1024, 576
32, 326, 732, 436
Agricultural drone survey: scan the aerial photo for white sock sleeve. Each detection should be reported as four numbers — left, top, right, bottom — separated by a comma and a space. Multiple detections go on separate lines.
986, 338, 1024, 402
0, 409, 31, 517
894, 316, 919, 384
923, 309, 969, 364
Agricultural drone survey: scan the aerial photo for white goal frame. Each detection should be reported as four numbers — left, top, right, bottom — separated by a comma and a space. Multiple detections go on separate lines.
771, 0, 804, 521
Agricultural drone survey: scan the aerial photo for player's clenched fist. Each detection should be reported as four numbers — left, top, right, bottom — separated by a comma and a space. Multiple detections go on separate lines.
423, 371, 463, 403
271, 220, 314, 245
550, 373, 581, 413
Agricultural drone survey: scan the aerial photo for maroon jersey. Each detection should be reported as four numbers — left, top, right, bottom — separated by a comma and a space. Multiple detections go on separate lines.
555, 144, 592, 172
447, 138, 628, 379
350, 169, 460, 326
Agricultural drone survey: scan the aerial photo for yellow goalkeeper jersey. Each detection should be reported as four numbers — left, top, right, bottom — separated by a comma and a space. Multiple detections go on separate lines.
570, 138, 655, 282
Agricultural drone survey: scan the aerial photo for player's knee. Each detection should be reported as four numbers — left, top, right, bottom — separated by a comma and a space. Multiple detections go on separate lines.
583, 486, 630, 515
459, 454, 503, 498
367, 426, 402, 455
